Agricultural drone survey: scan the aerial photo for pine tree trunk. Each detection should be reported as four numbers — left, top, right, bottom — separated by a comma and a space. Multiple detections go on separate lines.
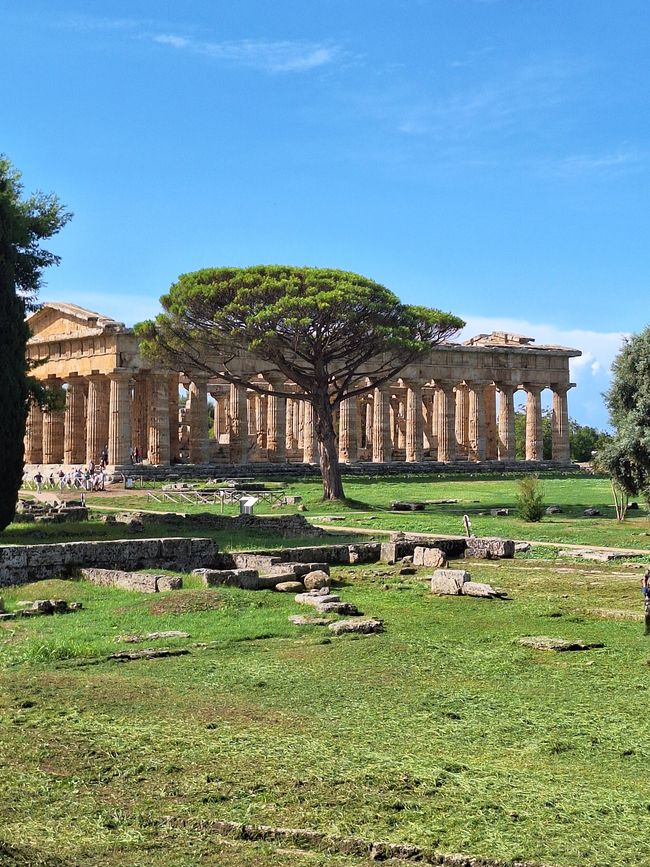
313, 394, 345, 500
0, 255, 29, 531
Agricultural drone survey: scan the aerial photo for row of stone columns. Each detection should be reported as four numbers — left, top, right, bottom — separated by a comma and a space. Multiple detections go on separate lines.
24, 372, 572, 467
24, 371, 180, 467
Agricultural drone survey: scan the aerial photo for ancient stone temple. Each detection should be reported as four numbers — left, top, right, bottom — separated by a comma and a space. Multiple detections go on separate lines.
24, 302, 581, 470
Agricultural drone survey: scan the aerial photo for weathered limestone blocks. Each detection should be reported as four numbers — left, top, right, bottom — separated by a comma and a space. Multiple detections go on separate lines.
0, 537, 218, 587
110, 511, 323, 539
193, 568, 260, 588
192, 567, 282, 590
464, 537, 515, 560
430, 568, 501, 598
347, 543, 381, 564
80, 568, 182, 593
430, 569, 470, 595
413, 546, 447, 568
267, 562, 330, 577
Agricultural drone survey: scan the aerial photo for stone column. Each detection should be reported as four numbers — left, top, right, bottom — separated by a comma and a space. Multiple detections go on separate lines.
396, 399, 406, 450
256, 395, 267, 448
63, 376, 86, 465
455, 384, 470, 458
168, 375, 180, 461
338, 397, 358, 463
25, 402, 43, 464
525, 384, 544, 461
405, 382, 423, 462
86, 374, 110, 465
286, 398, 295, 451
108, 371, 132, 466
422, 391, 435, 452
372, 386, 392, 463
552, 384, 571, 463
467, 381, 487, 461
496, 384, 516, 461
435, 382, 456, 462
484, 384, 498, 460
147, 374, 171, 465
188, 377, 209, 464
291, 397, 300, 448
43, 406, 65, 464
302, 400, 318, 463
247, 393, 257, 437
266, 383, 287, 463
229, 383, 248, 464
132, 375, 149, 459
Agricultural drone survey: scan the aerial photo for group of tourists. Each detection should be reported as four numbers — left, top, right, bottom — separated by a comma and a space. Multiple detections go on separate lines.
32, 461, 107, 493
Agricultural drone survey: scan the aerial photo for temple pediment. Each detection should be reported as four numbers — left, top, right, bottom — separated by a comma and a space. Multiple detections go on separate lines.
27, 302, 126, 343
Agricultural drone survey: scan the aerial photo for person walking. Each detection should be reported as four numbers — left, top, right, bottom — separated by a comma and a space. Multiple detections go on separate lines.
34, 470, 43, 493
643, 571, 650, 636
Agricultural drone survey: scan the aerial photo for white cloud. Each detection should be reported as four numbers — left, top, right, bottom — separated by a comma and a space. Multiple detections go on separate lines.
459, 313, 628, 428
150, 34, 340, 73
535, 149, 646, 178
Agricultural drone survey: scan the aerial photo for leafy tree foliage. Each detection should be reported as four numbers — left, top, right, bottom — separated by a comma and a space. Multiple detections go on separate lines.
138, 266, 464, 499
569, 420, 611, 463
598, 327, 650, 514
514, 408, 609, 463
0, 157, 71, 530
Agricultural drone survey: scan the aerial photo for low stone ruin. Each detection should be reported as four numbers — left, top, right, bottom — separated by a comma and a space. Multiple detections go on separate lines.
15, 499, 89, 524
464, 538, 515, 560
192, 564, 331, 594
80, 568, 183, 593
0, 537, 218, 587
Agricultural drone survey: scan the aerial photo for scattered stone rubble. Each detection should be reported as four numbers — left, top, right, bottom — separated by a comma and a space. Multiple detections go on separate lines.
429, 568, 503, 599
557, 549, 625, 562
0, 599, 82, 620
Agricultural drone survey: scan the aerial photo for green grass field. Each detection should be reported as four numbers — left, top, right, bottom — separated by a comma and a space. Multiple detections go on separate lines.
2, 554, 650, 866
15, 473, 650, 551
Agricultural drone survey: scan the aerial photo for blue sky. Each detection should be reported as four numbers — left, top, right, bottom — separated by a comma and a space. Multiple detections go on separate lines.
3, 0, 649, 427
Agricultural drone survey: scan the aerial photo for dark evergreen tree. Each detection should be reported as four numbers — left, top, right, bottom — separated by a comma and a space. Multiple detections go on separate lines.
0, 157, 71, 530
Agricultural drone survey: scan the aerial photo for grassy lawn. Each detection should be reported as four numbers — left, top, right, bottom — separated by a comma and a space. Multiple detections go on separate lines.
1, 557, 650, 866
16, 473, 650, 552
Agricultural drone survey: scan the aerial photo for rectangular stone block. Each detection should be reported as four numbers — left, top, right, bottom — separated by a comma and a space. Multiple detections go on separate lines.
465, 537, 515, 560
156, 575, 183, 591
195, 568, 259, 588
233, 553, 282, 571
347, 543, 381, 564
0, 547, 28, 569
160, 537, 189, 565
413, 547, 447, 568
188, 538, 219, 566
430, 568, 470, 595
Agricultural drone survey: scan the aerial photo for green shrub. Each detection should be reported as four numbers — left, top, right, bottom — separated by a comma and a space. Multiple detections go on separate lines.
516, 475, 545, 522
